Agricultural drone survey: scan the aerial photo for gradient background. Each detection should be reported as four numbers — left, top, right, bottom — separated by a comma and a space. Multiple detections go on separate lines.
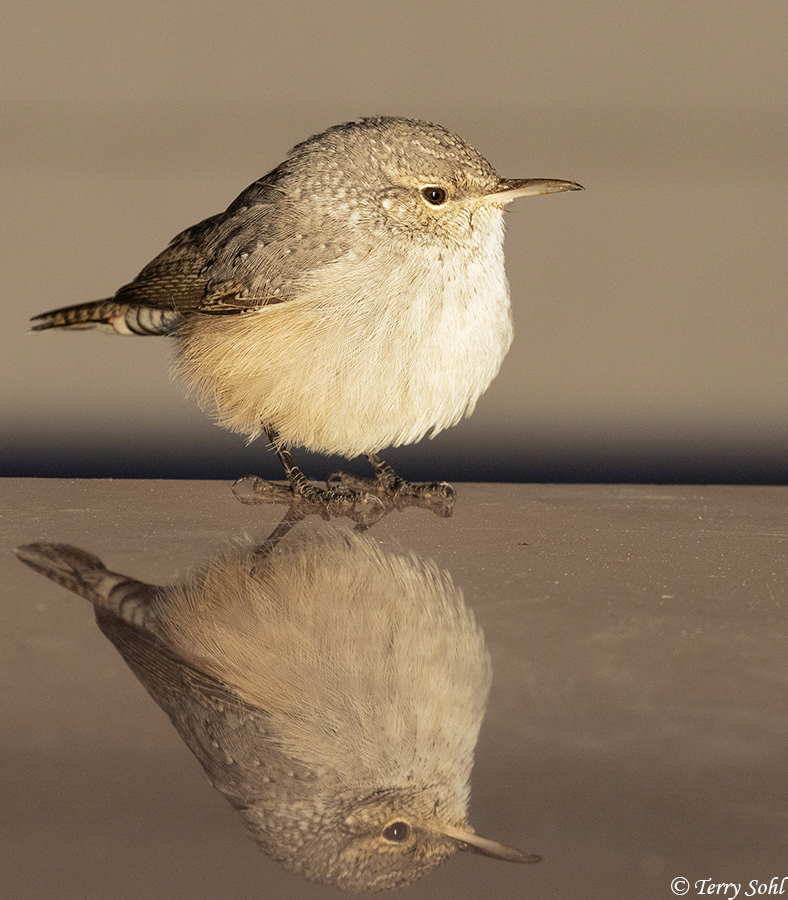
4, 0, 787, 484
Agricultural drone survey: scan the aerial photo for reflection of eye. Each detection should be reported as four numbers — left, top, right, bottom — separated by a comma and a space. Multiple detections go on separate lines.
421, 186, 447, 205
382, 821, 411, 842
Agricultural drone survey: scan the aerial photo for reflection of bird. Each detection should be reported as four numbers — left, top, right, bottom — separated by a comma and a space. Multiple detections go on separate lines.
16, 531, 540, 891
30, 117, 581, 512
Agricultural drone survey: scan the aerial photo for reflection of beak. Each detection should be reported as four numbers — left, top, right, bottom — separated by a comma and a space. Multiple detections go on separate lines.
439, 822, 543, 864
485, 177, 584, 203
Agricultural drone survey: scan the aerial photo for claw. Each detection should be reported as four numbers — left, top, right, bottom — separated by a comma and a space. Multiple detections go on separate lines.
327, 470, 456, 518
232, 475, 385, 528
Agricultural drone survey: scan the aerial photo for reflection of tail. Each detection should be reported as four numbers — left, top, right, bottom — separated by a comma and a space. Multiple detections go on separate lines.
30, 299, 180, 335
15, 542, 159, 628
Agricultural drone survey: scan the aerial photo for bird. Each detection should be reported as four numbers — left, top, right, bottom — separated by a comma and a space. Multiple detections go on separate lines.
15, 526, 541, 891
30, 116, 582, 514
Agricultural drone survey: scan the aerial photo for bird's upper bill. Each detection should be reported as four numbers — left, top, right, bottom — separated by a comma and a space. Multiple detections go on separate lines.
485, 177, 584, 203
439, 822, 542, 865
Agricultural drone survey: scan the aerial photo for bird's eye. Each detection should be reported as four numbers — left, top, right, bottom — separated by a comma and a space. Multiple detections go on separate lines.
382, 821, 411, 843
421, 186, 447, 205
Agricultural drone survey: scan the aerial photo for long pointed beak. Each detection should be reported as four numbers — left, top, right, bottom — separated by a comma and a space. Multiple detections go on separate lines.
439, 822, 542, 864
485, 177, 584, 203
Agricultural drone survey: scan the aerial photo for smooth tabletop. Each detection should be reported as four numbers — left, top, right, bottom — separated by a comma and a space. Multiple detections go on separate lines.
2, 480, 787, 899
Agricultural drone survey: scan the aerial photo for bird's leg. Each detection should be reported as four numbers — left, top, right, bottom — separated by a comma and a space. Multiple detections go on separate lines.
328, 453, 455, 517
232, 427, 385, 527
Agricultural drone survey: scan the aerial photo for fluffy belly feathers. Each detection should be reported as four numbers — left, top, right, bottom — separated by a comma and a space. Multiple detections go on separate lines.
175, 240, 514, 457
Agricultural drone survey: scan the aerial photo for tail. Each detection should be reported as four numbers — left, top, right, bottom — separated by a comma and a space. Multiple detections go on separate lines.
30, 299, 180, 336
15, 542, 159, 628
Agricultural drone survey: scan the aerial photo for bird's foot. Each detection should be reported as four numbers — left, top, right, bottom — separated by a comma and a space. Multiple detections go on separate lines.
328, 454, 455, 518
232, 473, 385, 528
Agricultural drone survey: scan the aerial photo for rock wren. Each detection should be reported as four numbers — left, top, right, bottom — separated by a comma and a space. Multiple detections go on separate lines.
16, 530, 541, 890
31, 117, 581, 513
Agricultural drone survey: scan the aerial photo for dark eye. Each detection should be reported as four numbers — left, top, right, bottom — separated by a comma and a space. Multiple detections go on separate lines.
382, 821, 411, 843
421, 186, 447, 205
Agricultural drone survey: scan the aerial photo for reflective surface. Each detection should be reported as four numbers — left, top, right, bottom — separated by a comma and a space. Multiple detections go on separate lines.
4, 480, 788, 898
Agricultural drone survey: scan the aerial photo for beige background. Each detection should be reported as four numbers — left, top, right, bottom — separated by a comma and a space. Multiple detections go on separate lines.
3, 0, 788, 482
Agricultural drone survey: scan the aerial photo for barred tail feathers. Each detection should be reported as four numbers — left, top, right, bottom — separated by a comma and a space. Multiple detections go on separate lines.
15, 543, 159, 629
30, 300, 180, 336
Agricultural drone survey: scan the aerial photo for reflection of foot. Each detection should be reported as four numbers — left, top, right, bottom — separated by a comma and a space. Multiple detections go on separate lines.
329, 453, 456, 518
232, 474, 385, 528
